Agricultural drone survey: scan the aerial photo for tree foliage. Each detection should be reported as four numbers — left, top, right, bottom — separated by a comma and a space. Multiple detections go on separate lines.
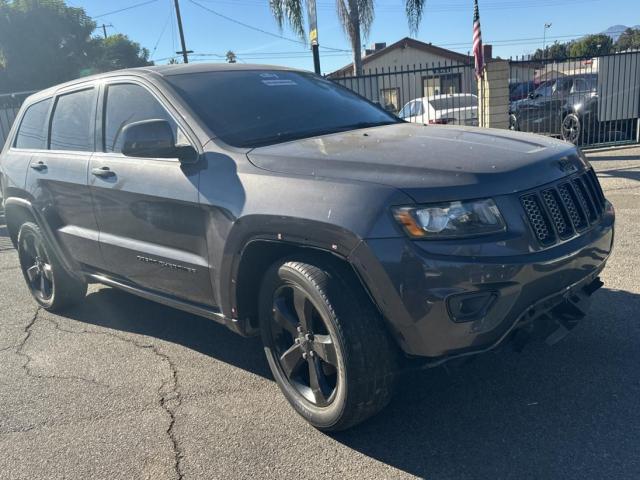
567, 34, 613, 58
530, 29, 640, 61
616, 28, 640, 51
268, 0, 427, 75
0, 0, 152, 94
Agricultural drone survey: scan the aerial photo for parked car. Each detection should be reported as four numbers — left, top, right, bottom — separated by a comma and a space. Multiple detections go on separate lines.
509, 80, 539, 102
399, 93, 478, 126
509, 74, 600, 144
1, 64, 614, 431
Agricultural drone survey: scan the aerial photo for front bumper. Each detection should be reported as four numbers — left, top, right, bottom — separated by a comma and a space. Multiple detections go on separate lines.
350, 204, 614, 359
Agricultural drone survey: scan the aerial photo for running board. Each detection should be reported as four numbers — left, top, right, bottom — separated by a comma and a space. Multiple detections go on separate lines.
86, 273, 228, 324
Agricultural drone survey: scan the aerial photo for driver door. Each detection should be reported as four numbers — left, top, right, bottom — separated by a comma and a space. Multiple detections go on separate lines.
89, 80, 214, 306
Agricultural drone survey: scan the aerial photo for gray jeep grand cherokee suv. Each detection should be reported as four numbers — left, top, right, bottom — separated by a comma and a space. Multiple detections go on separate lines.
0, 64, 614, 431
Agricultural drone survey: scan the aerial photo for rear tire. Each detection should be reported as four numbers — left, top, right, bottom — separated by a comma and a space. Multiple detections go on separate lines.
17, 222, 87, 311
509, 114, 519, 131
562, 113, 581, 144
259, 258, 398, 431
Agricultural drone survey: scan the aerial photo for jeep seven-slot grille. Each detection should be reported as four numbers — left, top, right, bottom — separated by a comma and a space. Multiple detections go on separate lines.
521, 169, 606, 247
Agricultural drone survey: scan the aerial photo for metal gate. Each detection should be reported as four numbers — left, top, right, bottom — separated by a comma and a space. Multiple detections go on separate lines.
329, 60, 480, 127
508, 51, 640, 148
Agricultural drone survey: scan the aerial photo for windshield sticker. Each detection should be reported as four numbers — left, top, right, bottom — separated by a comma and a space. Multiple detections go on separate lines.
261, 79, 298, 87
260, 73, 279, 78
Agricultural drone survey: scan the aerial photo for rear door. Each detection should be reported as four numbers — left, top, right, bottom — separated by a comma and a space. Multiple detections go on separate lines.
23, 86, 102, 268
89, 79, 213, 306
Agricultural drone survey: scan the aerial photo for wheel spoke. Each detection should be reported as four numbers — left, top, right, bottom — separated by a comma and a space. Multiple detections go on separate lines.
26, 265, 40, 283
308, 356, 330, 404
272, 297, 299, 336
39, 274, 47, 296
312, 334, 339, 367
279, 343, 304, 378
293, 288, 312, 331
42, 263, 53, 282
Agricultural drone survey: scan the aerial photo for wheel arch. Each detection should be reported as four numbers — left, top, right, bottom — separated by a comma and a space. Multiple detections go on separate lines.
3, 197, 81, 276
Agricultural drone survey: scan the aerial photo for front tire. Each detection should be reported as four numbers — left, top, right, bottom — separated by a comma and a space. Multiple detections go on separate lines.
259, 258, 398, 431
17, 222, 87, 311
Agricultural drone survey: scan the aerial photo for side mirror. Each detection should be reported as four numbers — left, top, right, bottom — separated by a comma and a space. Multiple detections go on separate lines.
121, 119, 198, 163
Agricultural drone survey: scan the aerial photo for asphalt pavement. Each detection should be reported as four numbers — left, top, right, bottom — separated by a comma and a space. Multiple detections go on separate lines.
0, 146, 639, 479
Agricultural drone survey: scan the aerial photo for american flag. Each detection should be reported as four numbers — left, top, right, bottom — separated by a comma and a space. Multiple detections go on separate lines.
473, 0, 484, 78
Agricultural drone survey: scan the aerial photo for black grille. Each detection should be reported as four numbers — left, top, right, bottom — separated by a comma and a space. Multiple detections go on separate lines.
522, 194, 555, 245
541, 189, 573, 239
521, 169, 606, 247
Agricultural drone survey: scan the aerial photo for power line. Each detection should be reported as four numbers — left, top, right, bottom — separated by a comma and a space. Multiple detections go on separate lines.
150, 11, 173, 59
94, 0, 159, 19
187, 0, 350, 52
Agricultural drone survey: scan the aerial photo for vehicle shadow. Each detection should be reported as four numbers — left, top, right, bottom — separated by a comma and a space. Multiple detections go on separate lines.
62, 288, 271, 379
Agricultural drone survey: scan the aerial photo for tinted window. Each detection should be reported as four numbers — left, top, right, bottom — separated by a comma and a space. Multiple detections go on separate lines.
15, 98, 52, 149
430, 96, 477, 110
166, 71, 399, 148
50, 89, 95, 151
104, 83, 176, 153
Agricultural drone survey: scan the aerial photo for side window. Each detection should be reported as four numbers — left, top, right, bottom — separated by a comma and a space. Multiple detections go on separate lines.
14, 98, 52, 149
572, 78, 587, 93
104, 83, 176, 153
50, 89, 96, 152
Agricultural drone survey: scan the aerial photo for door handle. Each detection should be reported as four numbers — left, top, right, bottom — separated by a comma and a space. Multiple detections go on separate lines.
30, 161, 47, 171
91, 166, 115, 178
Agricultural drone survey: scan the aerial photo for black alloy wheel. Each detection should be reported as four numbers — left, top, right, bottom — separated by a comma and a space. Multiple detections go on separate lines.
562, 113, 581, 144
19, 226, 54, 302
259, 259, 398, 431
17, 222, 87, 311
268, 284, 340, 407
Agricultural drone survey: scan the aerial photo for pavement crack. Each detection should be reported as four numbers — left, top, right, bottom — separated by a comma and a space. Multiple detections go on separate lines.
44, 316, 185, 479
15, 308, 110, 388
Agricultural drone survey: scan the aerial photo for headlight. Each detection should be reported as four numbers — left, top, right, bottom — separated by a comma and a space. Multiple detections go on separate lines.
393, 198, 506, 239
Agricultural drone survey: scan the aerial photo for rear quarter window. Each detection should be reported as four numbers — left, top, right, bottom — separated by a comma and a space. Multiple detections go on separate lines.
14, 98, 52, 149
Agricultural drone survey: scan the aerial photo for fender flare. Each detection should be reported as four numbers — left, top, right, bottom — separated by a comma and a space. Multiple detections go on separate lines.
4, 197, 82, 278
217, 215, 363, 323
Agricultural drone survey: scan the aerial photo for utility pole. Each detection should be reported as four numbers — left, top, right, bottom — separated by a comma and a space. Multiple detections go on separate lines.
99, 23, 113, 39
307, 0, 321, 74
543, 23, 552, 58
173, 0, 193, 63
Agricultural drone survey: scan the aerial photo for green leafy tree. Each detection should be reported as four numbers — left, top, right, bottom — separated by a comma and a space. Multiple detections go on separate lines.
226, 50, 237, 63
0, 0, 152, 94
615, 28, 640, 51
531, 41, 569, 61
568, 34, 613, 58
0, 0, 95, 92
268, 0, 427, 75
89, 34, 152, 73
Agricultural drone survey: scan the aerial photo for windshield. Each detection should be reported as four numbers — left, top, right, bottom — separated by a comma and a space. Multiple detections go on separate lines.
166, 70, 400, 148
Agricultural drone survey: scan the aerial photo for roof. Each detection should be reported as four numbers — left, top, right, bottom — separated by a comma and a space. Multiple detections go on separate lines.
328, 37, 472, 78
22, 63, 304, 103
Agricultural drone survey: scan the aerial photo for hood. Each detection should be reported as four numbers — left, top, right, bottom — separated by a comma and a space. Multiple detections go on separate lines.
247, 123, 585, 203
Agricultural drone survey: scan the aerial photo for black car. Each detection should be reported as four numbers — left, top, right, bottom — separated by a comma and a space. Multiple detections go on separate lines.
510, 74, 599, 144
0, 64, 614, 431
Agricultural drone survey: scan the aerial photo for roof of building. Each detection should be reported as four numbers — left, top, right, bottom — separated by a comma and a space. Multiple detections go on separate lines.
328, 37, 472, 78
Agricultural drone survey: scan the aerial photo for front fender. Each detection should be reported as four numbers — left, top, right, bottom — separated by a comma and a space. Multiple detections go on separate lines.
218, 215, 364, 320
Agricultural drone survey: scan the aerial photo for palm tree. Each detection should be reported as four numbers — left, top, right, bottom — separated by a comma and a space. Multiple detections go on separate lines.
269, 0, 427, 75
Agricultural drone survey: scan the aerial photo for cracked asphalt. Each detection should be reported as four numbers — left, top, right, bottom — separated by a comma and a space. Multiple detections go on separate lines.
1, 146, 639, 480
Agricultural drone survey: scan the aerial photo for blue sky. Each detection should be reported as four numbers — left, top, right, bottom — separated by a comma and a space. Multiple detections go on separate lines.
77, 0, 639, 73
